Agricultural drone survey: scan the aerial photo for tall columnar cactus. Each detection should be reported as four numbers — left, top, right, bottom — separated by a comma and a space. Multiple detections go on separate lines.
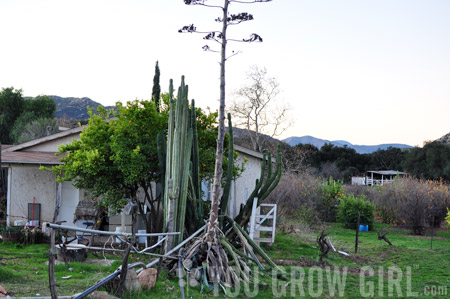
163, 76, 194, 248
186, 100, 204, 233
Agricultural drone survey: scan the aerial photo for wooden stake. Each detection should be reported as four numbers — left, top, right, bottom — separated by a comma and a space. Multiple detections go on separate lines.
355, 213, 360, 254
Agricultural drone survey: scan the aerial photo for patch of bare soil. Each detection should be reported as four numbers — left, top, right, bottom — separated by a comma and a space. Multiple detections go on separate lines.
45, 258, 115, 266
273, 257, 319, 268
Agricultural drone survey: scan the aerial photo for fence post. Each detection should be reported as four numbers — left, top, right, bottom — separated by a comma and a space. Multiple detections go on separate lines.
355, 213, 360, 254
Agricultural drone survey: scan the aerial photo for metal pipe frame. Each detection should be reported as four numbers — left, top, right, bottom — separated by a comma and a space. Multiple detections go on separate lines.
72, 224, 206, 297
72, 262, 146, 299
46, 222, 180, 237
137, 224, 206, 273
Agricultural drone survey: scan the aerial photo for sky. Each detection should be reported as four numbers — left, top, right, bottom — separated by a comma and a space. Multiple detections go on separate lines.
1, 0, 450, 147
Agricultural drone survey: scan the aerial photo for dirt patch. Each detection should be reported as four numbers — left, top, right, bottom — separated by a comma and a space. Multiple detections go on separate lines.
273, 257, 330, 268
45, 258, 115, 266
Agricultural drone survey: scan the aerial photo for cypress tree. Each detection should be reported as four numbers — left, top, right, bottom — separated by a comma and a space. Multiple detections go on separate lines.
152, 61, 161, 112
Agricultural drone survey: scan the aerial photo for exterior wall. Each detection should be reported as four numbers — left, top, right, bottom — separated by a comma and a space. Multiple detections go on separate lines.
228, 152, 262, 218
56, 181, 81, 226
26, 134, 80, 152
8, 164, 57, 225
109, 214, 133, 233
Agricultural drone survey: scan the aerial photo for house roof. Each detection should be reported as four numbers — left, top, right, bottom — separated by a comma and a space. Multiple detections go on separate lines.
366, 170, 407, 176
2, 124, 267, 164
2, 126, 85, 153
1, 151, 63, 165
234, 144, 276, 162
1, 145, 13, 151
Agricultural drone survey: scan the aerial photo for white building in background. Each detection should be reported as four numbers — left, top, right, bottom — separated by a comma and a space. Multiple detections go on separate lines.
352, 170, 407, 186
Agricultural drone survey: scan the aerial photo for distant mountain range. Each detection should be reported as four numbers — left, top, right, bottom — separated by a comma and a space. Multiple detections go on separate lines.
42, 95, 416, 154
283, 136, 413, 154
50, 95, 114, 120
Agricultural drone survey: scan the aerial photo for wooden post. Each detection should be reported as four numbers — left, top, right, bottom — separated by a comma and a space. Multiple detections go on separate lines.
118, 236, 136, 294
355, 213, 360, 254
48, 227, 58, 299
430, 228, 434, 250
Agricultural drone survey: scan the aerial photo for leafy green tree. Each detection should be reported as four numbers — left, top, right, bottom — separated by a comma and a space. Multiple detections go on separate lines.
24, 95, 56, 118
403, 141, 450, 181
49, 97, 223, 234
295, 143, 321, 168
17, 117, 59, 144
317, 143, 370, 181
51, 101, 165, 235
0, 87, 24, 144
7, 94, 56, 144
369, 147, 406, 171
10, 111, 37, 143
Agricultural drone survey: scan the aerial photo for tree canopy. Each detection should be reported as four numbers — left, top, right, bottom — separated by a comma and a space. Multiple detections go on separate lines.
0, 88, 56, 144
0, 87, 24, 144
50, 96, 226, 214
288, 140, 450, 182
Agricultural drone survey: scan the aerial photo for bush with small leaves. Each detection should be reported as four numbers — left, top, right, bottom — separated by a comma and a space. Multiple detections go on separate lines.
446, 208, 450, 229
337, 194, 375, 230
318, 177, 345, 222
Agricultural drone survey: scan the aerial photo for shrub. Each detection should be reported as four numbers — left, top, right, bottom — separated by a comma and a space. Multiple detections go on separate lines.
337, 194, 374, 229
446, 208, 450, 229
266, 172, 321, 224
317, 177, 345, 222
373, 178, 450, 235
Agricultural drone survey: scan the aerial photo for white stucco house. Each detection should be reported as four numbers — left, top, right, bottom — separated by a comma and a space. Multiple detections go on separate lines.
1, 126, 269, 233
1, 127, 84, 228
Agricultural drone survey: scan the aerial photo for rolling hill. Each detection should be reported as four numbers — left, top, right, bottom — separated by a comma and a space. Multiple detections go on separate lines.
283, 135, 412, 154
50, 95, 114, 120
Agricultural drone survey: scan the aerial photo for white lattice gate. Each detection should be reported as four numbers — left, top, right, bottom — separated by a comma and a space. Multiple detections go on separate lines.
249, 199, 277, 244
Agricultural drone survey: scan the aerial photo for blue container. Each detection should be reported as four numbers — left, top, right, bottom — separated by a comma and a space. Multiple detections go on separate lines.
359, 224, 368, 232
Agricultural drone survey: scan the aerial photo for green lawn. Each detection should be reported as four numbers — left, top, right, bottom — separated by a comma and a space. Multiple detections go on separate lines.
1, 223, 449, 298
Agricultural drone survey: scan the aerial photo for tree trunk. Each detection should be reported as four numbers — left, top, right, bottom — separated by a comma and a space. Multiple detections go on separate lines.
207, 0, 229, 241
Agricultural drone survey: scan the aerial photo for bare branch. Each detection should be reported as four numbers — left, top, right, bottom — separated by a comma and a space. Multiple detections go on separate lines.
228, 65, 292, 152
